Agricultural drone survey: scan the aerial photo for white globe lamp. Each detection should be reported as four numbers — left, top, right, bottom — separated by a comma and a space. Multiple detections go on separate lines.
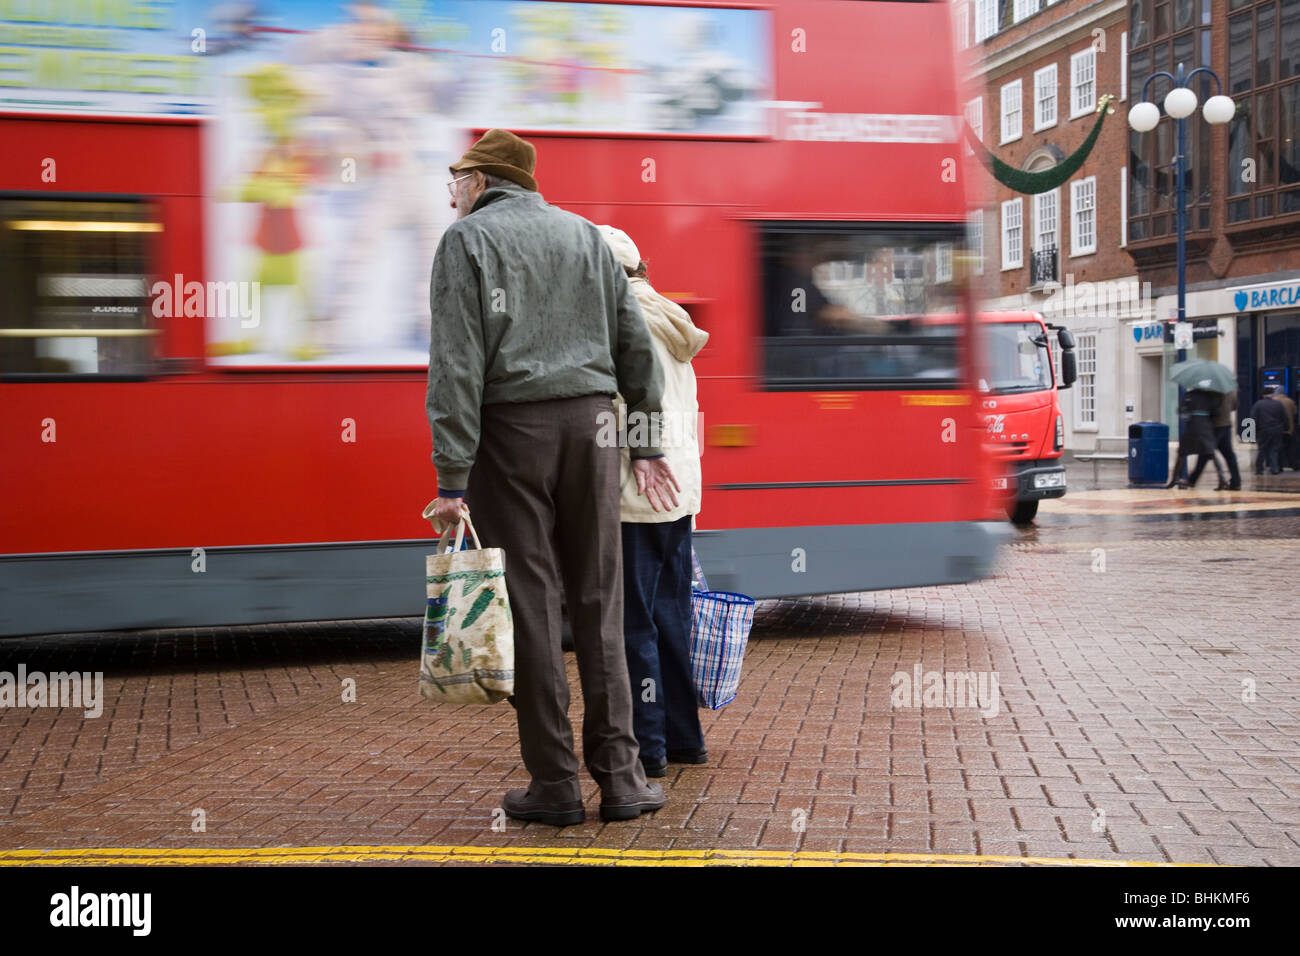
1203, 94, 1236, 125
1164, 86, 1198, 119
1128, 101, 1160, 132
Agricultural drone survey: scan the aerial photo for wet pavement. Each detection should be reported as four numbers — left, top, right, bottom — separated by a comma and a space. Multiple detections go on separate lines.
1, 459, 1297, 866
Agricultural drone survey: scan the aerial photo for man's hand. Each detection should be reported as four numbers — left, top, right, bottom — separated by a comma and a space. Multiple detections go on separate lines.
633, 457, 682, 512
428, 496, 470, 534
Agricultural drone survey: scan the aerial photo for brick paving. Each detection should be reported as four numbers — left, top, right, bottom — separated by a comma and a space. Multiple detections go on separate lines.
1, 471, 1298, 865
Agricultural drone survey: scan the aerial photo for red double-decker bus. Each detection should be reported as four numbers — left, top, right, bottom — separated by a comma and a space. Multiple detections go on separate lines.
0, 0, 1004, 637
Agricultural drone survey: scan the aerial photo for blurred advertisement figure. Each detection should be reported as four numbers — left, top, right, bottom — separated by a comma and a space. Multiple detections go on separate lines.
297, 2, 456, 353
425, 130, 677, 825
598, 225, 710, 778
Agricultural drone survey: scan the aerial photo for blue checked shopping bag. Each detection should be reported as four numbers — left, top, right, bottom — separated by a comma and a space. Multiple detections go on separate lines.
688, 549, 755, 710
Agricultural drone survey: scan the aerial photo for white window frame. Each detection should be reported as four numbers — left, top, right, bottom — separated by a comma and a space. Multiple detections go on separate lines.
1001, 198, 1023, 271
935, 242, 953, 283
1121, 32, 1128, 101
970, 210, 985, 276
955, 3, 970, 50
1013, 0, 1037, 23
1074, 331, 1098, 431
1000, 79, 1023, 143
975, 0, 997, 43
1070, 176, 1097, 256
966, 96, 982, 154
1034, 187, 1059, 259
1033, 64, 1058, 131
1120, 167, 1128, 248
1070, 48, 1096, 119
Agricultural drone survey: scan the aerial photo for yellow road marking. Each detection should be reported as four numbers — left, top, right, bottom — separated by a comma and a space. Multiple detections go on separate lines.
0, 845, 1216, 867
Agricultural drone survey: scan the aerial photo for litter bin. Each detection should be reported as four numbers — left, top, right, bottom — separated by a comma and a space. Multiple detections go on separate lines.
1128, 421, 1169, 485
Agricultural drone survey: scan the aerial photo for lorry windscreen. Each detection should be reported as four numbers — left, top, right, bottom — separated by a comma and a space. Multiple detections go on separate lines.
981, 321, 1053, 394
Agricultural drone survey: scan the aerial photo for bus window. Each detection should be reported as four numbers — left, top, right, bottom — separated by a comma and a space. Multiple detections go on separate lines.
0, 198, 159, 377
760, 223, 966, 389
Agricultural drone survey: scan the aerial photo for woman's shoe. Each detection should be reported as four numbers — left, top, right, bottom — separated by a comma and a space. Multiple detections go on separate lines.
666, 748, 709, 765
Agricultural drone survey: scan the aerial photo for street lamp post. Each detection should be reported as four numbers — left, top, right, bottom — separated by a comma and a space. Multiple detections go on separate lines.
1128, 64, 1234, 469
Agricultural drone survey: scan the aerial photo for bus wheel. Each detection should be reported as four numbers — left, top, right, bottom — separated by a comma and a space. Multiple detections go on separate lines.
1007, 499, 1039, 525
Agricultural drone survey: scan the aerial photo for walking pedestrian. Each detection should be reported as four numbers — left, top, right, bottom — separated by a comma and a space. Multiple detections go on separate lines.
1250, 385, 1289, 476
1168, 388, 1226, 489
597, 225, 710, 779
425, 129, 681, 826
1272, 388, 1298, 470
1212, 389, 1242, 491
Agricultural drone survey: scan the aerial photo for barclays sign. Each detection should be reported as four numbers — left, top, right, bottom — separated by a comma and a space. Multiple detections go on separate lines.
1233, 280, 1300, 313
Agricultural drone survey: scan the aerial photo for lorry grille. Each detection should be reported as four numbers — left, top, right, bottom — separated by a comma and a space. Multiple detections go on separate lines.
988, 441, 1031, 458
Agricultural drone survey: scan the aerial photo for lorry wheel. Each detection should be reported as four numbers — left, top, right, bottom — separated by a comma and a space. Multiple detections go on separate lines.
1008, 499, 1039, 525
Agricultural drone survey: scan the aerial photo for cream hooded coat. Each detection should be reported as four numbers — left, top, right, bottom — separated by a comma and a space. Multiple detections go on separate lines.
616, 277, 709, 523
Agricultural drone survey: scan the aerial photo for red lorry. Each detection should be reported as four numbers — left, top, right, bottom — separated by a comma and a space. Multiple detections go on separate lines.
980, 311, 1078, 524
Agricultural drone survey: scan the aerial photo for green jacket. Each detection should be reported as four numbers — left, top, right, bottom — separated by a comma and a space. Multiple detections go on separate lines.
426, 183, 664, 491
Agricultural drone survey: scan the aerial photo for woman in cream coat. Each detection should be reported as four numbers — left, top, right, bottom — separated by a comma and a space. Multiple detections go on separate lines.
599, 225, 709, 778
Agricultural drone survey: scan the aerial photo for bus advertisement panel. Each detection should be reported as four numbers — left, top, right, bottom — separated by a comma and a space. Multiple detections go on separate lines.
200, 1, 771, 367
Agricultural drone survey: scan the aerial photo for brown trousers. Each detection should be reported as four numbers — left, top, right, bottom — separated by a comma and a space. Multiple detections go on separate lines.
467, 394, 647, 802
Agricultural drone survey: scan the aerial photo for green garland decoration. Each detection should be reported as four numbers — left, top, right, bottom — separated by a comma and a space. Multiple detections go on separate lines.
965, 94, 1116, 195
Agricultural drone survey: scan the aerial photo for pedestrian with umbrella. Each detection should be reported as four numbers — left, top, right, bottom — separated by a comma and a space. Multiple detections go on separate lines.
1167, 359, 1237, 490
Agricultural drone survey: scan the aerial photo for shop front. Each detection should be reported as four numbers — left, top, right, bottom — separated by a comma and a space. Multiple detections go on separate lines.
1154, 275, 1300, 459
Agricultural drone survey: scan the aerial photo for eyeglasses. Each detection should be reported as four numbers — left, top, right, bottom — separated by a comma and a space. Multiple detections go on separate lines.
447, 173, 475, 197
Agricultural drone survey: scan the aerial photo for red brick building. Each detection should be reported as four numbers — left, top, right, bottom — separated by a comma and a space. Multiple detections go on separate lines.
958, 0, 1300, 460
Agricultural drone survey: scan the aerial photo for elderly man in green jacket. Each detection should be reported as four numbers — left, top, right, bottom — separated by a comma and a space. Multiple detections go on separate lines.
425, 129, 680, 826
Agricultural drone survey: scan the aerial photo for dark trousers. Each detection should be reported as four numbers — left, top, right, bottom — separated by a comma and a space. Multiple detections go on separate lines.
467, 395, 646, 803
1256, 432, 1284, 474
1214, 426, 1241, 487
621, 516, 704, 762
1173, 416, 1223, 487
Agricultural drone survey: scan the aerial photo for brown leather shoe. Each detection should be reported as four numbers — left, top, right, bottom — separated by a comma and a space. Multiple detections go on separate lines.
600, 782, 665, 822
502, 788, 585, 827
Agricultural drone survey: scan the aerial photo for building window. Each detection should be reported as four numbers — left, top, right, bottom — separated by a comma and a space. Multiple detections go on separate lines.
935, 242, 954, 282
969, 210, 985, 275
1071, 48, 1097, 117
1034, 64, 1059, 130
955, 3, 970, 50
1001, 198, 1024, 270
966, 96, 983, 154
1226, 0, 1300, 224
1001, 80, 1023, 142
975, 0, 998, 42
1128, 0, 1215, 242
1035, 187, 1059, 249
1075, 331, 1097, 428
1014, 0, 1038, 23
1071, 177, 1097, 255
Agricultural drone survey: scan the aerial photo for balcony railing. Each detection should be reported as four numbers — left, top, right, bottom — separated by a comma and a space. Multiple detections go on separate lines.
1029, 244, 1058, 287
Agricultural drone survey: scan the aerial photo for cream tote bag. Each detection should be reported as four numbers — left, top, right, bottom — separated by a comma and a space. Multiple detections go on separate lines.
418, 506, 515, 704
